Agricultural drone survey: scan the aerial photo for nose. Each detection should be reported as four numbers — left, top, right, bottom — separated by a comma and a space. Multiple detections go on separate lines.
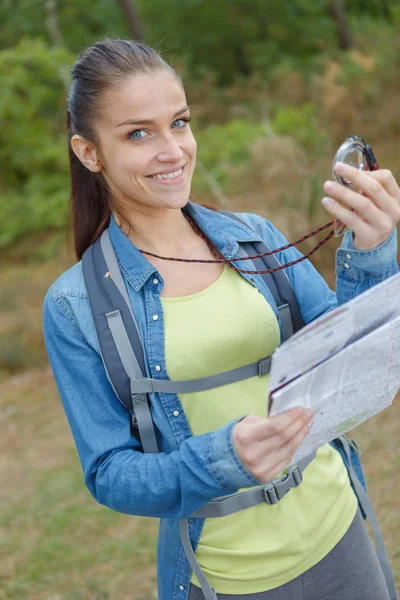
156, 132, 184, 163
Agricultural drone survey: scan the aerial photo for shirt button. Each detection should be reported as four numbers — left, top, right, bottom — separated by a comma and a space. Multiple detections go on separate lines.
179, 585, 185, 591
155, 365, 161, 372
173, 410, 180, 417
344, 262, 350, 269
345, 253, 352, 260
153, 278, 159, 284
152, 314, 159, 321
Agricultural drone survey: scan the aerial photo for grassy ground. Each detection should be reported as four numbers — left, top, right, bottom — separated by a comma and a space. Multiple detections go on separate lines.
1, 367, 158, 600
1, 367, 399, 599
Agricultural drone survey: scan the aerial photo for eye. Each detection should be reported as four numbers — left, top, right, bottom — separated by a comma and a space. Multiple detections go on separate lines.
171, 117, 192, 129
128, 129, 147, 140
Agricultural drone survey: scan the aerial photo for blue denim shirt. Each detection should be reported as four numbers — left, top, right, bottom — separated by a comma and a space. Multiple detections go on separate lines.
43, 202, 398, 600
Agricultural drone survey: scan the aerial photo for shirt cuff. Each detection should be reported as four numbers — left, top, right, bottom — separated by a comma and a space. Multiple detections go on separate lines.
206, 417, 263, 489
336, 228, 398, 280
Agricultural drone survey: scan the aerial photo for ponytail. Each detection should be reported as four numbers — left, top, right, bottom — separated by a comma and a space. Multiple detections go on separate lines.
67, 111, 111, 260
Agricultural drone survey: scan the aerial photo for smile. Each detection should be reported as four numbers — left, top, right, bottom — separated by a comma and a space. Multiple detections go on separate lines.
147, 165, 185, 183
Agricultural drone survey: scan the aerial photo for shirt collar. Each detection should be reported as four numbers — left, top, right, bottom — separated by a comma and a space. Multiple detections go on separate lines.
108, 201, 261, 292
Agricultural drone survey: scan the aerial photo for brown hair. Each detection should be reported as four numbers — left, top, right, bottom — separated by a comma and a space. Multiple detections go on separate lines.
67, 39, 180, 260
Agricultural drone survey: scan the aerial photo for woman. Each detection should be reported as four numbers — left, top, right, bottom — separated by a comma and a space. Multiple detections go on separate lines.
43, 39, 400, 600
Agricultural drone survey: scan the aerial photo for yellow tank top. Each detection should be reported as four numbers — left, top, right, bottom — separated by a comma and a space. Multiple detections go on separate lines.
161, 265, 357, 595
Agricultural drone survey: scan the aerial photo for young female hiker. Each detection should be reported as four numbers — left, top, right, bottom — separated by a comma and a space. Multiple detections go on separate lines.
43, 39, 400, 600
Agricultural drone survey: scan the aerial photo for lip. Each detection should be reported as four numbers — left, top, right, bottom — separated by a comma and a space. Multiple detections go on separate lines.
147, 164, 186, 185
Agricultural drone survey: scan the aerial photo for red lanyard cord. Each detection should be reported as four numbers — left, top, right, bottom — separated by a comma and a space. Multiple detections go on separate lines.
139, 217, 335, 275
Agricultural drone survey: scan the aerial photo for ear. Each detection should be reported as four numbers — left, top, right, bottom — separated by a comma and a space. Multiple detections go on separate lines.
71, 134, 101, 173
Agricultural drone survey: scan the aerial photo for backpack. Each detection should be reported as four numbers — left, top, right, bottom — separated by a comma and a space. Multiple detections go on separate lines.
82, 211, 397, 600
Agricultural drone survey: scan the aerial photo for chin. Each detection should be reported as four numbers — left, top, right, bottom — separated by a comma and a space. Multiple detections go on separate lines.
163, 195, 190, 210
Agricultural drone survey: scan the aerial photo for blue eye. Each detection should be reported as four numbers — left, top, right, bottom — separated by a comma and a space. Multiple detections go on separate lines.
172, 117, 191, 129
129, 129, 147, 140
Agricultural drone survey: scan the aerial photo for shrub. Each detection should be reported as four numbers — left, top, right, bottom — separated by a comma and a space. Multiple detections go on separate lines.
0, 38, 73, 247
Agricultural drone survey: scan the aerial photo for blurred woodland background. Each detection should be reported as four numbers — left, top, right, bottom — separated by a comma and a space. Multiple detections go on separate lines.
1, 1, 399, 598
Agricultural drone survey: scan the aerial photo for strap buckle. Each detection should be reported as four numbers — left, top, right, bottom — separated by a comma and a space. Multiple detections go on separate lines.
263, 465, 303, 505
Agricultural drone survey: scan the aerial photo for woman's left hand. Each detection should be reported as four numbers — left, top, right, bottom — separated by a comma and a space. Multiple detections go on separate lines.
321, 162, 400, 250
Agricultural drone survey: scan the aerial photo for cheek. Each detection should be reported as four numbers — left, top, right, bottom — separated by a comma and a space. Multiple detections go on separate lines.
112, 148, 148, 179
187, 133, 197, 161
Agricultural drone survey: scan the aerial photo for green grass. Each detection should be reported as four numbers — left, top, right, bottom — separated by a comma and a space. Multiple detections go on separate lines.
0, 369, 158, 600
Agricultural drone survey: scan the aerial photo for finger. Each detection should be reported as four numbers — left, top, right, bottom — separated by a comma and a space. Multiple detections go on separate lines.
323, 180, 383, 225
259, 419, 313, 482
280, 418, 313, 464
366, 169, 400, 204
248, 407, 304, 443
321, 196, 378, 239
260, 406, 313, 443
333, 163, 395, 216
268, 407, 314, 449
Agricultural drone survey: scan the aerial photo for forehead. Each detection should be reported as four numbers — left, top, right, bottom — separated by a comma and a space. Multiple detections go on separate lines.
101, 71, 187, 127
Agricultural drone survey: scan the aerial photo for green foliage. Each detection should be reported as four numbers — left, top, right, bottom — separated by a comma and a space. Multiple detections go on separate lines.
0, 0, 398, 253
193, 119, 264, 194
271, 103, 330, 153
0, 0, 126, 53
0, 38, 72, 247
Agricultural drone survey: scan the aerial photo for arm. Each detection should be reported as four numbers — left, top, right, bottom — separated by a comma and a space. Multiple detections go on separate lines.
43, 291, 261, 520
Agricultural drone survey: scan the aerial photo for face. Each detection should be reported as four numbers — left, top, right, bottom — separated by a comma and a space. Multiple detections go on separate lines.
93, 71, 197, 215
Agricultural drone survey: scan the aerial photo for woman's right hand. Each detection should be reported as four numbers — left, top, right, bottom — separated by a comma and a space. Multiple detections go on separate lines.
232, 407, 315, 483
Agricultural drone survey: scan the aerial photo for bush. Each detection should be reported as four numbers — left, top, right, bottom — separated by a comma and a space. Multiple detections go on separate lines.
192, 118, 265, 195
0, 38, 73, 247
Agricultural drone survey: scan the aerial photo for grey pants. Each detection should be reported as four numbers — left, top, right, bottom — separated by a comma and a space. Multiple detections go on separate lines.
188, 509, 391, 600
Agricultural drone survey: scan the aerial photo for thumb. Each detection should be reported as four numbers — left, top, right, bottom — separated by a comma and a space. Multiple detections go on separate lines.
240, 414, 266, 425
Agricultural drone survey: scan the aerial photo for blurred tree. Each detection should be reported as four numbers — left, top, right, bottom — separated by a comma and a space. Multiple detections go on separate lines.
1, 0, 398, 82
116, 0, 145, 41
328, 0, 353, 50
45, 0, 64, 47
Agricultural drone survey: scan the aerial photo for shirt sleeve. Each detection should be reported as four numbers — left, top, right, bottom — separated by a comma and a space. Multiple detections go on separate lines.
43, 291, 264, 520
335, 227, 399, 304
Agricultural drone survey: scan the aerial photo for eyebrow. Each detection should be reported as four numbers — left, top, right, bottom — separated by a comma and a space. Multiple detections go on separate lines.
116, 106, 190, 128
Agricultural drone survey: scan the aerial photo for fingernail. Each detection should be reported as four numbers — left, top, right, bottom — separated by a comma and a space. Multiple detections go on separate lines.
324, 180, 335, 192
308, 419, 315, 429
321, 197, 332, 207
335, 162, 347, 174
307, 409, 315, 419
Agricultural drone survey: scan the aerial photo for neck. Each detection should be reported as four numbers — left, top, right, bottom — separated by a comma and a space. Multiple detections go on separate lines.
113, 206, 199, 256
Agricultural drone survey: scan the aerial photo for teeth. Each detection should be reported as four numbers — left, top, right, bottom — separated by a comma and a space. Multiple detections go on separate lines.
150, 167, 183, 180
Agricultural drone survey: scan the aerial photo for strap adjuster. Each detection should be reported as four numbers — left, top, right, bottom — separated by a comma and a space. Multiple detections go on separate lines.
258, 358, 271, 377
263, 465, 303, 505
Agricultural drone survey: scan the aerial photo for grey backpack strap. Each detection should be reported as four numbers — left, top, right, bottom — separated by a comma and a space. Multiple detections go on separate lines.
82, 231, 158, 454
191, 452, 314, 518
220, 211, 305, 341
180, 452, 315, 600
128, 357, 271, 394
179, 519, 218, 600
341, 438, 398, 600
